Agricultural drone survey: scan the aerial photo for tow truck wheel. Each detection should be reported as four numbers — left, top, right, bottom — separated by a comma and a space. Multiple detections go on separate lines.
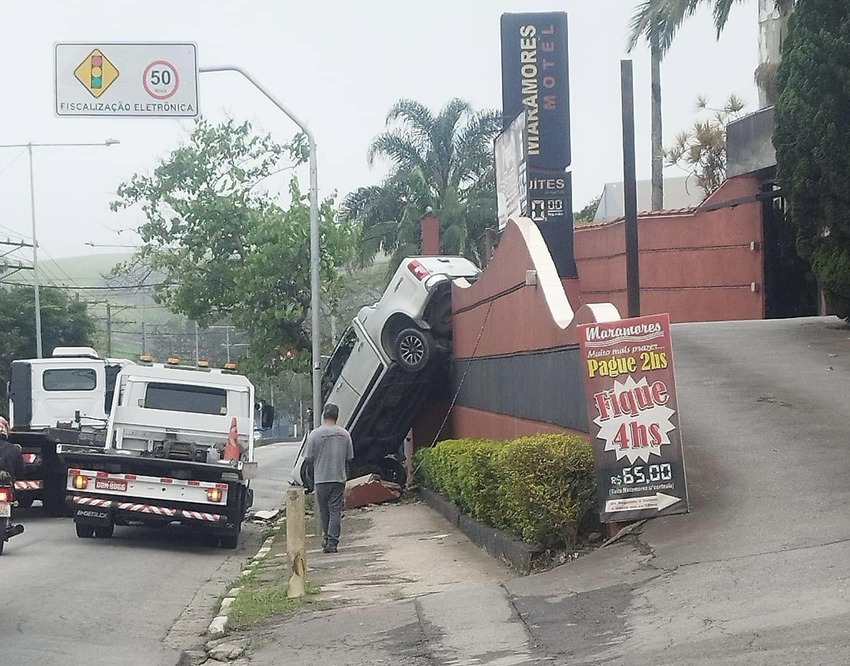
75, 523, 95, 539
94, 523, 114, 539
16, 497, 33, 509
394, 327, 433, 373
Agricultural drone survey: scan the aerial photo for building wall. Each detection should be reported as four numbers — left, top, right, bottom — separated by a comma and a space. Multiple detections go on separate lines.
434, 218, 620, 440
575, 175, 765, 322
416, 178, 766, 443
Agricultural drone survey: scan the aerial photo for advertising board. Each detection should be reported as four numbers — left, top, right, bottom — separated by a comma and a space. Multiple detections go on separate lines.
578, 314, 689, 523
495, 110, 529, 230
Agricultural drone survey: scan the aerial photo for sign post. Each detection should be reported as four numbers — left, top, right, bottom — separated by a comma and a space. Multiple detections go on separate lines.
54, 42, 199, 118
577, 314, 689, 523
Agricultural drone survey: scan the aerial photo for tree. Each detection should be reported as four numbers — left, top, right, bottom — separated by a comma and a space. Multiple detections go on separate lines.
0, 286, 96, 386
774, 1, 850, 319
574, 195, 601, 226
629, 0, 794, 107
665, 95, 745, 197
628, 2, 669, 211
342, 99, 501, 269
112, 119, 357, 375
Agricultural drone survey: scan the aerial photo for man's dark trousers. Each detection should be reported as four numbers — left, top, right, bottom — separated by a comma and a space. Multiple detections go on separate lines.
315, 482, 345, 548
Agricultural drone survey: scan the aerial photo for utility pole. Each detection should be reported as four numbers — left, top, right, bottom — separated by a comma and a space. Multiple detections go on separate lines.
621, 60, 641, 318
106, 302, 112, 356
0, 139, 120, 358
194, 321, 200, 363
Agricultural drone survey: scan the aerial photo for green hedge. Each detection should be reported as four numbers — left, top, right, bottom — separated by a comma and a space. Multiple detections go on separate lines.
415, 434, 596, 549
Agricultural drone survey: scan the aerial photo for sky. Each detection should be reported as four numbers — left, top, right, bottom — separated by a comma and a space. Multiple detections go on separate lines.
0, 0, 759, 276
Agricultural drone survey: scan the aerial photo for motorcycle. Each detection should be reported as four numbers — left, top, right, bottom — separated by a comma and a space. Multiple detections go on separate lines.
0, 473, 25, 555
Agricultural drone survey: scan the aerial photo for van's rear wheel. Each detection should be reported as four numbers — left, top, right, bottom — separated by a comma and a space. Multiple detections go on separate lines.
394, 328, 433, 373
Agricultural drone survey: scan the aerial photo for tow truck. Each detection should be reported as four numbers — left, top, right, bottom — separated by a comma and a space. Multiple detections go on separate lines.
57, 357, 273, 548
8, 347, 135, 515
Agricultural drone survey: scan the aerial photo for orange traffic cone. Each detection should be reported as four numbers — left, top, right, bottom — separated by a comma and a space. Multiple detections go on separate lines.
224, 417, 240, 460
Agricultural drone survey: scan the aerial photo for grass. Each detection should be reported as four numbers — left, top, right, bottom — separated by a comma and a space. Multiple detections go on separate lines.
223, 508, 319, 631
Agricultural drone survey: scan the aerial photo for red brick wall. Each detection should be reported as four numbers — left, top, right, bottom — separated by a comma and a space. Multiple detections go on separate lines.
416, 178, 767, 443
575, 175, 765, 322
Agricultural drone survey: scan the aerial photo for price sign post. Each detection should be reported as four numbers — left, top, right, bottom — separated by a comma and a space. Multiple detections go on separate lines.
55, 42, 199, 118
578, 313, 689, 523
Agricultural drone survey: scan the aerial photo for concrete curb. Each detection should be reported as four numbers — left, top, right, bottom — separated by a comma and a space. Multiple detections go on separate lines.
205, 532, 276, 639
417, 487, 543, 575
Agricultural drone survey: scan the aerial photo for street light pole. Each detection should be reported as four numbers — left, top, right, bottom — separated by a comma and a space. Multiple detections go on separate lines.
200, 65, 322, 428
0, 139, 120, 358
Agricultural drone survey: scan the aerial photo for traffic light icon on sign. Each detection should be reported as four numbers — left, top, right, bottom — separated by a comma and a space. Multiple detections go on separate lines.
90, 53, 103, 89
73, 49, 119, 98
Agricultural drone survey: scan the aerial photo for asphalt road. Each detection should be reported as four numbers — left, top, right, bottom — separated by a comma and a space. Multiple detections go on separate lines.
508, 317, 850, 665
0, 440, 301, 666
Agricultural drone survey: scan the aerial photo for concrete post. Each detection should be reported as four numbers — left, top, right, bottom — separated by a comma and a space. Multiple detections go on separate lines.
286, 486, 307, 598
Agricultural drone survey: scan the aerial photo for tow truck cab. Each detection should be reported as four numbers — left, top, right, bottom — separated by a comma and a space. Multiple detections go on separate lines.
7, 347, 134, 515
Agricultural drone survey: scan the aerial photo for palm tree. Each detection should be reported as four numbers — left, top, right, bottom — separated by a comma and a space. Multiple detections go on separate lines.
629, 0, 794, 107
627, 3, 670, 211
342, 99, 501, 269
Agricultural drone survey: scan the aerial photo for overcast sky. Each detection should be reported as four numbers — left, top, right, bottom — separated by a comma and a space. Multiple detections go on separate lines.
0, 0, 758, 275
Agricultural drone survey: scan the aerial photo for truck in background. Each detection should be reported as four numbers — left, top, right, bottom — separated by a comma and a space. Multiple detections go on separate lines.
58, 358, 273, 548
8, 347, 135, 515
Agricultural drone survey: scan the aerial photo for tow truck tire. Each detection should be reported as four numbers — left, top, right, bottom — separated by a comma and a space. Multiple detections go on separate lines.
42, 485, 69, 518
16, 497, 33, 509
94, 523, 114, 539
220, 534, 238, 549
76, 523, 95, 539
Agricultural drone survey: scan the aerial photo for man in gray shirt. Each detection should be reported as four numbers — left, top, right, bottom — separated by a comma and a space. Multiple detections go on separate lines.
304, 403, 353, 553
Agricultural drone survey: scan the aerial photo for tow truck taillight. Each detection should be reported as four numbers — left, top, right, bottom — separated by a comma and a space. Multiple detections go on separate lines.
72, 474, 89, 490
407, 259, 431, 281
0, 488, 11, 503
206, 487, 223, 503
22, 453, 41, 464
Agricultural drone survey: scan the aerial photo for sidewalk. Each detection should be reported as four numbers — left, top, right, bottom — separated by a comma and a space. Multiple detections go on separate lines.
210, 496, 551, 665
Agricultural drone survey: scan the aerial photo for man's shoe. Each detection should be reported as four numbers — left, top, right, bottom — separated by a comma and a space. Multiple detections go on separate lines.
322, 544, 337, 553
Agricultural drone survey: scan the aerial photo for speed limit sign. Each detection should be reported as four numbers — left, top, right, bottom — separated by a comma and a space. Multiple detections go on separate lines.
143, 60, 180, 100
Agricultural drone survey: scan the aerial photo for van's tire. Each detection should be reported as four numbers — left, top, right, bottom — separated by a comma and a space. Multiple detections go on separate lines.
76, 523, 95, 539
394, 328, 433, 373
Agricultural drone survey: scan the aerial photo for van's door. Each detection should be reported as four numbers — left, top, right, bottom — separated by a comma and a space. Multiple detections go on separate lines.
333, 324, 385, 430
